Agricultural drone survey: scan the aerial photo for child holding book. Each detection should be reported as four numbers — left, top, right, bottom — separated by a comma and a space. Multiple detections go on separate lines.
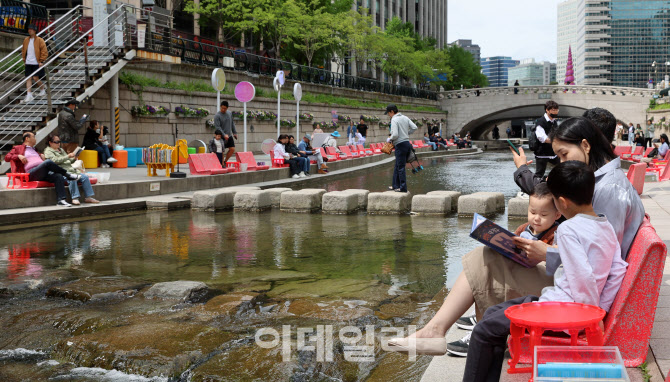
390, 182, 562, 356
462, 161, 627, 382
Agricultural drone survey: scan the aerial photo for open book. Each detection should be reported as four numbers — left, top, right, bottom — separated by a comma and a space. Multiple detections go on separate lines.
469, 213, 532, 268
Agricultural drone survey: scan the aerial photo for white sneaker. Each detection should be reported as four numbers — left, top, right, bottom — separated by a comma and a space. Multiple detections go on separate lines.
23, 93, 34, 103
107, 157, 118, 164
299, 172, 306, 178
292, 174, 300, 179
37, 89, 46, 97
101, 164, 110, 168
57, 199, 72, 207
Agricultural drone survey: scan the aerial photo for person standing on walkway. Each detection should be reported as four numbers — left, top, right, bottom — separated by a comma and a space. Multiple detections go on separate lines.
492, 125, 500, 140
346, 120, 357, 145
357, 116, 368, 143
628, 123, 635, 146
531, 101, 560, 178
214, 101, 237, 165
21, 24, 47, 104
646, 119, 655, 148
386, 104, 417, 193
57, 99, 87, 154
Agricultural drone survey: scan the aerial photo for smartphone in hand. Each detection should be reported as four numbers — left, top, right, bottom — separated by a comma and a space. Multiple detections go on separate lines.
507, 139, 520, 155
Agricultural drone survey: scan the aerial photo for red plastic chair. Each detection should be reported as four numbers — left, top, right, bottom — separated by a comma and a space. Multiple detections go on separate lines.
512, 216, 667, 367
188, 153, 230, 175
631, 146, 644, 156
338, 145, 358, 159
626, 162, 647, 195
614, 146, 632, 157
269, 151, 290, 168
325, 147, 342, 160
236, 152, 270, 171
357, 144, 373, 156
370, 143, 382, 154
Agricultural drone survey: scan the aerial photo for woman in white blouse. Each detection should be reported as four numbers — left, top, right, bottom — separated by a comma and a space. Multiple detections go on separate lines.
273, 134, 302, 179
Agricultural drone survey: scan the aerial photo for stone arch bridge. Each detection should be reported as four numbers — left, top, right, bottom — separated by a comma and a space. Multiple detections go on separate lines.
439, 86, 655, 139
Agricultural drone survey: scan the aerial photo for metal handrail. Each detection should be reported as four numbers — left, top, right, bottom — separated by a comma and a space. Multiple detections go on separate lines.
0, 5, 86, 71
442, 85, 656, 98
0, 5, 131, 150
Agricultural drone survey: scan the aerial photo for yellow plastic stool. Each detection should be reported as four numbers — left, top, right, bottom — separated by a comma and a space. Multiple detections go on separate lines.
80, 150, 99, 169
197, 146, 206, 153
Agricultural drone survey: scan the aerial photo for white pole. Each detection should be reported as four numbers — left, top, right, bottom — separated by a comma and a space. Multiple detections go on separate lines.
243, 102, 247, 152
217, 91, 220, 114
277, 89, 281, 138
296, 101, 300, 140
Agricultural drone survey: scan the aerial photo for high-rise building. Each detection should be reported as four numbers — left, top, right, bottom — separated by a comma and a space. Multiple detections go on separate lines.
557, 0, 579, 84
507, 59, 557, 86
480, 56, 519, 87
449, 39, 481, 63
565, 0, 670, 88
352, 0, 448, 48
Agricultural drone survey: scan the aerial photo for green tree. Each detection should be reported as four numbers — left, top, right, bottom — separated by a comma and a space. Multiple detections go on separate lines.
289, 7, 334, 67
256, 0, 302, 59
184, 0, 272, 44
444, 45, 488, 89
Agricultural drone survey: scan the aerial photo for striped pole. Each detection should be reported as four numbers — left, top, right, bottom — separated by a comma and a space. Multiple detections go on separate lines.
114, 107, 120, 144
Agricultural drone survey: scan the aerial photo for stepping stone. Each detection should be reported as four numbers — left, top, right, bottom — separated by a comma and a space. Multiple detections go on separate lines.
234, 190, 273, 212
411, 194, 450, 215
367, 191, 412, 215
472, 192, 505, 211
458, 193, 499, 216
322, 191, 359, 214
191, 186, 260, 211
426, 191, 461, 211
341, 189, 370, 210
280, 188, 327, 213
508, 196, 530, 218
144, 281, 209, 303
264, 187, 292, 208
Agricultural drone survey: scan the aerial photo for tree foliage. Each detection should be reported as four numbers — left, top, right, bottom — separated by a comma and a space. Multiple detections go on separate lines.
183, 1, 488, 90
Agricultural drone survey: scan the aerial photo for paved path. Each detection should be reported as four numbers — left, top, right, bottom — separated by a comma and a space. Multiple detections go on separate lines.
421, 180, 670, 382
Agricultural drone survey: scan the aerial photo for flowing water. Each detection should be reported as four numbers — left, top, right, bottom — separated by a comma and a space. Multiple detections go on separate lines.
0, 152, 525, 381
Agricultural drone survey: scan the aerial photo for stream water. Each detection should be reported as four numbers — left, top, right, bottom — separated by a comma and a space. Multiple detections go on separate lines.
0, 152, 525, 381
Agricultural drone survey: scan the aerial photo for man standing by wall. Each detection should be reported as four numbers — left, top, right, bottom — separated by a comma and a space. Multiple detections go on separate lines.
628, 122, 635, 146
21, 24, 47, 104
646, 119, 655, 148
57, 99, 86, 154
357, 116, 368, 143
532, 101, 560, 178
386, 104, 417, 193
214, 101, 237, 165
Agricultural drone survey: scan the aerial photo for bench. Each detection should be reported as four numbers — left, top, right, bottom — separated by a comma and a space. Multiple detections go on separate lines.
324, 147, 343, 161
236, 152, 270, 171
614, 146, 632, 157
510, 216, 666, 367
187, 153, 231, 175
626, 162, 647, 195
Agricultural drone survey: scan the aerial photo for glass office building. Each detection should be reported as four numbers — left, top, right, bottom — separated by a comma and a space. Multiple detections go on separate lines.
480, 56, 520, 87
508, 59, 557, 86
572, 0, 670, 87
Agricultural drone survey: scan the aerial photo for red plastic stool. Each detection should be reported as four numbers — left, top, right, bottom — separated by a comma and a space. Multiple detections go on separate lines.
7, 173, 29, 188
505, 301, 605, 380
226, 161, 240, 172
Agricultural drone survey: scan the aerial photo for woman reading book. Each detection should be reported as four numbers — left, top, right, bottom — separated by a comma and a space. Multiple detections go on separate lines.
386, 117, 644, 356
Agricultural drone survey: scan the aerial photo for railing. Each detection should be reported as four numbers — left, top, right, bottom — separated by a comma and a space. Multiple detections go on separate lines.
442, 85, 656, 99
0, 4, 132, 151
0, 0, 48, 35
131, 24, 437, 100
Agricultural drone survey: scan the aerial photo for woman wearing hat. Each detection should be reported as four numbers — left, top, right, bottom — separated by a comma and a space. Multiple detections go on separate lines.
322, 131, 342, 154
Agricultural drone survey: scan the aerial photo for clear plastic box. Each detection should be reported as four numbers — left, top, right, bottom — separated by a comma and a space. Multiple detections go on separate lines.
533, 346, 629, 382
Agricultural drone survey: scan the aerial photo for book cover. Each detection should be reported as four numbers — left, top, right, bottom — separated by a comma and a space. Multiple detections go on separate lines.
470, 213, 532, 268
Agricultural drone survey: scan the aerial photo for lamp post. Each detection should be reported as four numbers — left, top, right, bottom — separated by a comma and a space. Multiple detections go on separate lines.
652, 61, 657, 89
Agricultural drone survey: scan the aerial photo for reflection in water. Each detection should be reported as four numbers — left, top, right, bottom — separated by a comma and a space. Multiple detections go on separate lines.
0, 153, 520, 295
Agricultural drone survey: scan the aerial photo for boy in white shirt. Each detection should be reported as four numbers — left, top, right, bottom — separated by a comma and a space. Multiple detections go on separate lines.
208, 130, 225, 164
462, 161, 627, 382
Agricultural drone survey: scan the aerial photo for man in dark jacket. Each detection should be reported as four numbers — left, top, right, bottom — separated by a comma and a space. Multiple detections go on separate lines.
57, 99, 86, 153
214, 101, 237, 165
532, 101, 560, 178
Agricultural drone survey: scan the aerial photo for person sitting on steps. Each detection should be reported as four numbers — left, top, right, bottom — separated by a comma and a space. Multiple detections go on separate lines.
83, 121, 117, 167
273, 134, 305, 179
298, 133, 328, 174
286, 135, 310, 176
4, 132, 81, 207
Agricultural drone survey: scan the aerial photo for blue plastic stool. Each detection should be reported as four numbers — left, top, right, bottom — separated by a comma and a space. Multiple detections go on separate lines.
126, 149, 137, 167
126, 147, 144, 165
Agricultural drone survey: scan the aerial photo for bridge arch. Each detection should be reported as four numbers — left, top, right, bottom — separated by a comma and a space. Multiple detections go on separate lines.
439, 85, 653, 140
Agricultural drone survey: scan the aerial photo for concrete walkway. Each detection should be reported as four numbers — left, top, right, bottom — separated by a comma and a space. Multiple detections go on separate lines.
420, 180, 670, 382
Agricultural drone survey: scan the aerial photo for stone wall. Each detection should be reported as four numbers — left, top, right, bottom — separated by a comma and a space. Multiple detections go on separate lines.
77, 85, 445, 152
646, 110, 670, 140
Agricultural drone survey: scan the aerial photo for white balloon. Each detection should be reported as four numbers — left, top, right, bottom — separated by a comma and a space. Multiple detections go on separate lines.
293, 83, 302, 101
